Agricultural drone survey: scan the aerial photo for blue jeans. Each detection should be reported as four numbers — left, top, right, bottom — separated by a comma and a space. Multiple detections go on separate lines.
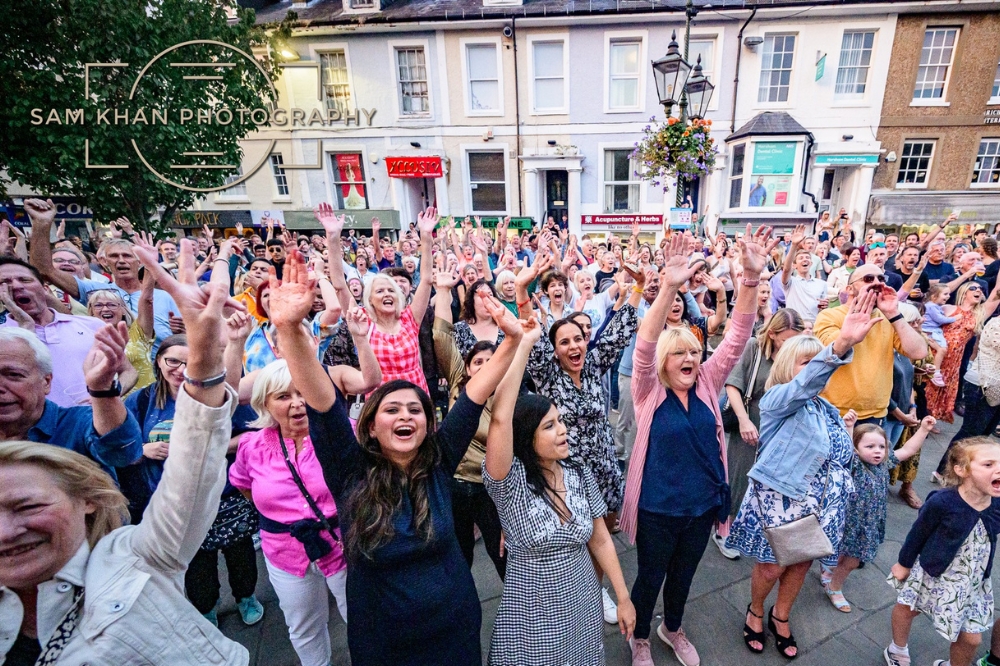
884, 418, 904, 448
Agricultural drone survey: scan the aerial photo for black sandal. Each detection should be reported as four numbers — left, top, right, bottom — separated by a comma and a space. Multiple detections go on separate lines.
767, 606, 798, 659
743, 604, 765, 653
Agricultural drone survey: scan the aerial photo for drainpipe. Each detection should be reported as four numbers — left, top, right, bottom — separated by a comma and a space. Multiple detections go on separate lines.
730, 7, 756, 133
802, 131, 819, 216
511, 17, 524, 217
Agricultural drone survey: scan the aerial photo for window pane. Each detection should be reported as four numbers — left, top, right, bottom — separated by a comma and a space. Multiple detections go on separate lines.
270, 154, 288, 197
332, 154, 368, 209
222, 168, 246, 196
535, 78, 564, 109
731, 145, 745, 177
534, 42, 564, 78
397, 48, 429, 114
321, 51, 352, 113
758, 34, 795, 103
610, 42, 640, 75
835, 31, 875, 96
992, 61, 1000, 98
896, 141, 934, 185
467, 45, 497, 80
470, 81, 499, 111
729, 178, 742, 208
610, 79, 638, 108
913, 28, 957, 99
973, 140, 1000, 185
688, 39, 714, 73
471, 184, 507, 211
469, 152, 505, 181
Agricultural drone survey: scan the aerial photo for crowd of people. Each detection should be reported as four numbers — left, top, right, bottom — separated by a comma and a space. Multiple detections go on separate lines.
1, 197, 1000, 666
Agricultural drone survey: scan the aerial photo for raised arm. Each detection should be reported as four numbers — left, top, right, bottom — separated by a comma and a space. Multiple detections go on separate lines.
327, 307, 382, 395
223, 311, 254, 391
463, 295, 523, 405
410, 206, 437, 323
371, 217, 384, 264
82, 322, 134, 437
639, 234, 705, 344
876, 285, 929, 360
24, 198, 80, 297
137, 256, 156, 341
781, 224, 806, 287
314, 204, 355, 316
485, 317, 542, 481
514, 252, 551, 319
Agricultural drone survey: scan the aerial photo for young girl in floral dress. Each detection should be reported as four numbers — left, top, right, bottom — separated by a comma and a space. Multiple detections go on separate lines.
885, 437, 1000, 666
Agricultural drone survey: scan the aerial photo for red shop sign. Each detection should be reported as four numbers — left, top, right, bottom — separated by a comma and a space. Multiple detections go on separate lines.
582, 214, 663, 226
385, 156, 443, 179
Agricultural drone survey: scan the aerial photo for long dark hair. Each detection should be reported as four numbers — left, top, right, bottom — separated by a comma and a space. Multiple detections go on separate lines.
512, 393, 579, 522
548, 317, 585, 349
348, 380, 439, 561
461, 278, 498, 323
459, 340, 496, 391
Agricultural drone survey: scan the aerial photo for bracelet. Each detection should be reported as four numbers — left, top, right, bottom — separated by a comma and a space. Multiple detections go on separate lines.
183, 369, 227, 389
87, 379, 122, 398
887, 313, 904, 324
741, 278, 760, 287
516, 298, 531, 307
632, 285, 644, 294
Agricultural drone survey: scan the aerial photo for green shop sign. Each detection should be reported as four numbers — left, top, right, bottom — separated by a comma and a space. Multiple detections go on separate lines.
449, 216, 534, 231
814, 154, 880, 166
752, 142, 798, 175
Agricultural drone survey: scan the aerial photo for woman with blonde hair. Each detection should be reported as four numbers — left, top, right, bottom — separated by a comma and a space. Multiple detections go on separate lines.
726, 292, 882, 658
494, 269, 519, 315
713, 309, 805, 559
0, 238, 249, 664
620, 226, 776, 666
86, 279, 156, 393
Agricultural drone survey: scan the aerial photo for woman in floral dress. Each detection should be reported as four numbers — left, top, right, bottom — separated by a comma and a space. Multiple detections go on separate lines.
925, 282, 1000, 422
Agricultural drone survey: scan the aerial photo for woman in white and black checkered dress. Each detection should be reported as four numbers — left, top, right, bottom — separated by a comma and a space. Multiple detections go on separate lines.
481, 309, 635, 665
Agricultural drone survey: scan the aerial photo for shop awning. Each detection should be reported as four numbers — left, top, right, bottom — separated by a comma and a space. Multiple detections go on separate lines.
282, 209, 400, 231
867, 192, 1000, 228
717, 212, 818, 234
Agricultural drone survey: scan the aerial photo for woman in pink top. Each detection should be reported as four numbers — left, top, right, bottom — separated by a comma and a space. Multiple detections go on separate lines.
619, 227, 775, 666
316, 202, 437, 394
230, 338, 380, 666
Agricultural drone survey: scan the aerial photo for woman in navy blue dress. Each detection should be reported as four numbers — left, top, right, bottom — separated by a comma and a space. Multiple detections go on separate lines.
271, 251, 523, 666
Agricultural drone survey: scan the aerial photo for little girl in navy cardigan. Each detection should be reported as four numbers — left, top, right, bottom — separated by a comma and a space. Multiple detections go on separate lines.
886, 437, 1000, 666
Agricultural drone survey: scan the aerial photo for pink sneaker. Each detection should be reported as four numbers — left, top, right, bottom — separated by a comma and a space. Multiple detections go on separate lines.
657, 625, 700, 666
931, 371, 945, 387
630, 637, 655, 666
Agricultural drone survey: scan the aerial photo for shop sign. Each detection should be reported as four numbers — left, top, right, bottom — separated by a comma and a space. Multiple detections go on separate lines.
814, 154, 879, 166
282, 209, 400, 231
752, 142, 797, 175
451, 216, 533, 231
985, 109, 1000, 125
171, 210, 252, 229
385, 156, 443, 179
3, 197, 94, 228
582, 214, 662, 227
668, 208, 692, 230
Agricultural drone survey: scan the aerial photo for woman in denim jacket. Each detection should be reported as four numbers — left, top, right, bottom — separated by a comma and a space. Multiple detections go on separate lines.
727, 291, 882, 659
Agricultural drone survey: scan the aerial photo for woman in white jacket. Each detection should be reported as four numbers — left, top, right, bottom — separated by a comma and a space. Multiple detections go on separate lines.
0, 239, 250, 665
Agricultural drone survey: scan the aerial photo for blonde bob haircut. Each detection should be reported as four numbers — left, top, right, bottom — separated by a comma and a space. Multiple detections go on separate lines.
655, 326, 702, 389
363, 274, 405, 319
248, 359, 293, 430
0, 440, 128, 548
765, 335, 825, 391
943, 436, 1000, 487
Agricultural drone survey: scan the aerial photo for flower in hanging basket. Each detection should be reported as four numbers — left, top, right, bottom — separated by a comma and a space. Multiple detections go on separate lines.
631, 116, 718, 189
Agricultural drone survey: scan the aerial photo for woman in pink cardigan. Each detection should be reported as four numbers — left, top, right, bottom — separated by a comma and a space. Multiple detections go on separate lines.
621, 227, 776, 666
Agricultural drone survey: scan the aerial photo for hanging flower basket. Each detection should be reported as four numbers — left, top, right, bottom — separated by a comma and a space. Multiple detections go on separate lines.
631, 116, 718, 190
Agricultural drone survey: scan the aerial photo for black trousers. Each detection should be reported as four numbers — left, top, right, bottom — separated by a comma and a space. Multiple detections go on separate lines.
630, 508, 716, 639
451, 478, 506, 580
937, 382, 1000, 475
184, 535, 259, 614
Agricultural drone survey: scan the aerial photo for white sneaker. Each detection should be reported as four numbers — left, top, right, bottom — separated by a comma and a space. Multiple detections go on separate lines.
713, 531, 740, 560
602, 587, 618, 624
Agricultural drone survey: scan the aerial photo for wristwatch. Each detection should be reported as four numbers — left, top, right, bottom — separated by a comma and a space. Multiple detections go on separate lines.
887, 313, 904, 324
183, 370, 227, 388
87, 380, 122, 398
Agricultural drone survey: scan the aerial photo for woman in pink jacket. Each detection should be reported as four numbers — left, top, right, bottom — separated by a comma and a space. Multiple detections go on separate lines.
620, 227, 776, 666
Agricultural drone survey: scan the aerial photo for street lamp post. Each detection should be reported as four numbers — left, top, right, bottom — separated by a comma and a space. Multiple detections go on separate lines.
651, 0, 716, 206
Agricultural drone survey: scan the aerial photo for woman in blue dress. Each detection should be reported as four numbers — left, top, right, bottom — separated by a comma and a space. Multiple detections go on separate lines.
272, 252, 523, 666
727, 291, 882, 659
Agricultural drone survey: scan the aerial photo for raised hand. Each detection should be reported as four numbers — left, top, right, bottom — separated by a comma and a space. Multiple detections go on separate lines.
132, 231, 160, 267
314, 202, 346, 236
737, 224, 778, 276
416, 206, 439, 235
23, 198, 56, 227
0, 284, 32, 327
789, 224, 806, 247
345, 307, 371, 336
83, 322, 130, 390
519, 314, 544, 346
224, 311, 255, 344
836, 289, 879, 352
704, 274, 725, 293
115, 218, 134, 237
842, 409, 858, 431
435, 267, 460, 290
371, 217, 381, 238
267, 249, 316, 328
661, 233, 703, 289
480, 293, 523, 340
876, 283, 901, 317
236, 222, 244, 236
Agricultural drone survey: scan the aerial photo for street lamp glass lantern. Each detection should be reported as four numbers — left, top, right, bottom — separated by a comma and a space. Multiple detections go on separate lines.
684, 55, 715, 120
651, 31, 691, 110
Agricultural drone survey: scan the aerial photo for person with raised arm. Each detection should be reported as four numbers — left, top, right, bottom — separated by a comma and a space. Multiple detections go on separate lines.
271, 250, 521, 666
621, 226, 777, 666
483, 310, 635, 665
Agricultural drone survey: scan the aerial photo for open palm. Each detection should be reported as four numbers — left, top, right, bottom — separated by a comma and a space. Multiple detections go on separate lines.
268, 250, 315, 328
661, 234, 701, 288
738, 224, 778, 275
314, 202, 346, 235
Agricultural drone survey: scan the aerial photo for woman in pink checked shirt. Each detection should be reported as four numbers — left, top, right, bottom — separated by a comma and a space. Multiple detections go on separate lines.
229, 337, 380, 666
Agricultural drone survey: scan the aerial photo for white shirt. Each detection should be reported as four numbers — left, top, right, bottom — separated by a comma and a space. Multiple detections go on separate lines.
784, 273, 828, 322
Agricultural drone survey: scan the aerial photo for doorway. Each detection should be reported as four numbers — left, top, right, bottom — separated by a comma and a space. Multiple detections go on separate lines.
401, 177, 437, 228
546, 170, 568, 228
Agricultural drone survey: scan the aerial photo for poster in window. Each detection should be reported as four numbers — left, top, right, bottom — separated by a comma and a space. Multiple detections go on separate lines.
748, 175, 792, 207
751, 142, 797, 175
335, 154, 367, 210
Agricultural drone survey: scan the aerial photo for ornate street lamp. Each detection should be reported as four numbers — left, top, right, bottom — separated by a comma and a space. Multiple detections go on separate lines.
684, 56, 716, 120
651, 31, 691, 112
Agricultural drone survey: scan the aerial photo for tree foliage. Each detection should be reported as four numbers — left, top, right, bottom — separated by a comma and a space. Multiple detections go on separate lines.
0, 0, 296, 235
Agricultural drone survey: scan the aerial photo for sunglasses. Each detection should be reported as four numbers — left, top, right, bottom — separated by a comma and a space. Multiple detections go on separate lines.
968, 286, 983, 292
851, 273, 887, 285
869, 242, 886, 249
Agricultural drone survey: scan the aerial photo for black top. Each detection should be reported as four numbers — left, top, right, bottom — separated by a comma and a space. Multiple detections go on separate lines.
898, 486, 1000, 578
307, 386, 486, 666
6, 634, 41, 666
890, 267, 930, 299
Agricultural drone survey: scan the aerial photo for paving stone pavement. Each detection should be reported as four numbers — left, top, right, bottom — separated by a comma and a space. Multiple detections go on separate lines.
207, 417, 997, 665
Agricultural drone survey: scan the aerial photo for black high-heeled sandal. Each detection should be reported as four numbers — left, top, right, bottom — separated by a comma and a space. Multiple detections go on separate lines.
767, 606, 798, 659
743, 604, 765, 653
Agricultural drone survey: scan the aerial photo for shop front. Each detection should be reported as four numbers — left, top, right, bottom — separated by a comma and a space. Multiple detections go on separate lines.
2, 197, 94, 238
384, 154, 447, 224
581, 214, 661, 245
867, 191, 1000, 236
283, 209, 401, 236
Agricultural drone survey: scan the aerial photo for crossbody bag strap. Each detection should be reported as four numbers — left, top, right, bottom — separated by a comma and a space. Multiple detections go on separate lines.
34, 587, 84, 666
743, 343, 764, 408
275, 425, 338, 541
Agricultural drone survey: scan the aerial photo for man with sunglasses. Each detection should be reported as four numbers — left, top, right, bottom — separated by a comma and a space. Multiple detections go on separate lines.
865, 242, 903, 292
265, 239, 286, 279
814, 264, 929, 428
